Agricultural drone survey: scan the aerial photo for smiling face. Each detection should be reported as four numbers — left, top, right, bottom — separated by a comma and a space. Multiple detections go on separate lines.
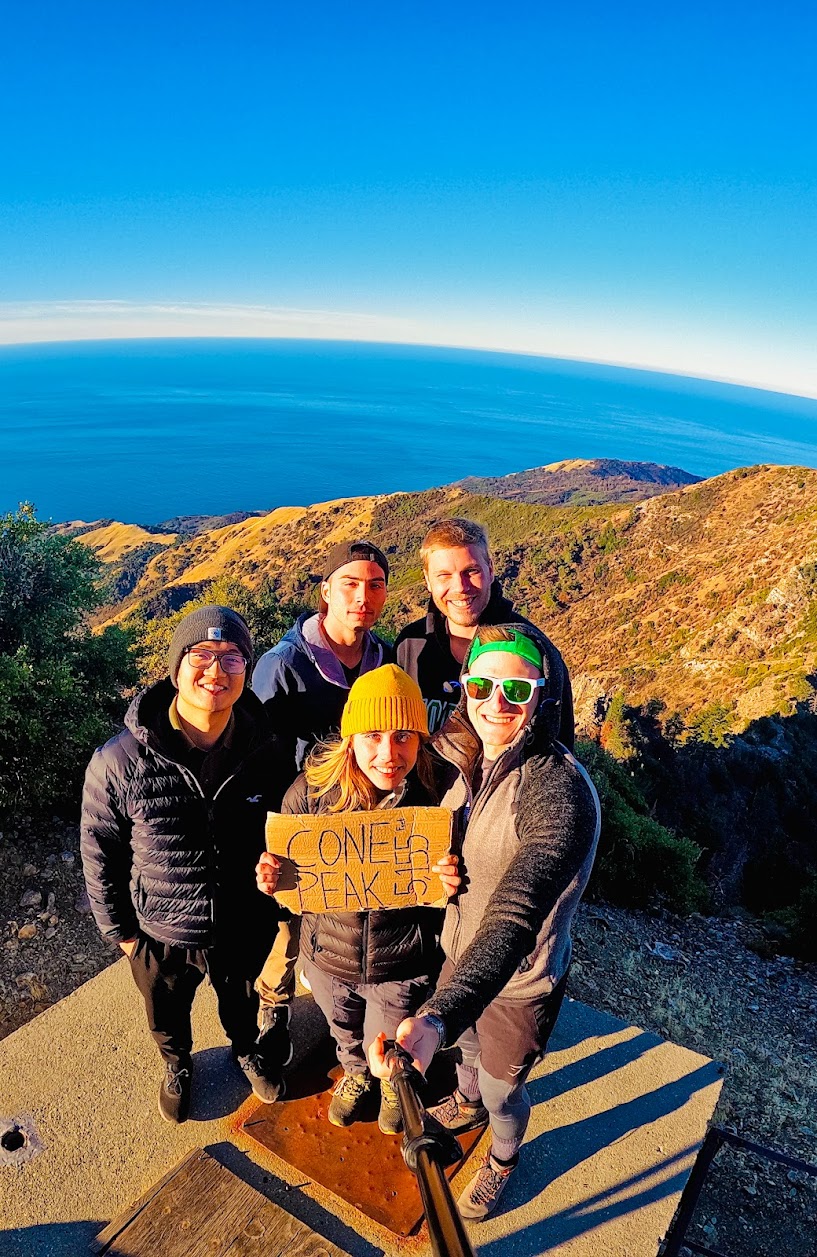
423, 544, 493, 628
465, 649, 541, 760
321, 559, 388, 637
175, 638, 246, 718
351, 730, 420, 793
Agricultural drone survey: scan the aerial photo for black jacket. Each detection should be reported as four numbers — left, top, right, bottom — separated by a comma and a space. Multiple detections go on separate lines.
282, 773, 443, 985
80, 679, 291, 950
395, 580, 575, 747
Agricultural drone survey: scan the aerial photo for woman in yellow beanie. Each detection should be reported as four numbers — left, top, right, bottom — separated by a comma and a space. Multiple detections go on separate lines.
255, 664, 459, 1133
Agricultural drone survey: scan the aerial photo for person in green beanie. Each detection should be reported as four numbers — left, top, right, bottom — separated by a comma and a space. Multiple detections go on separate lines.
370, 624, 600, 1219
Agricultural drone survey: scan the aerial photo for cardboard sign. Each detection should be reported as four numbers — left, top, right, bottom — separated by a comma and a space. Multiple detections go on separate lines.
265, 806, 453, 914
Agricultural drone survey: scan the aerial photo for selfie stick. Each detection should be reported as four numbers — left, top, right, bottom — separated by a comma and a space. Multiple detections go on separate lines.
385, 1044, 476, 1257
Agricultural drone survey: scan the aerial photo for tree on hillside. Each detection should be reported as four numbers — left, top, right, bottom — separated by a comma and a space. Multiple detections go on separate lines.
0, 504, 138, 825
133, 576, 310, 683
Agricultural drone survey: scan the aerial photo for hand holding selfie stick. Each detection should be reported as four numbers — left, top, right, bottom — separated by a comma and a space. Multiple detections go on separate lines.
384, 1042, 476, 1257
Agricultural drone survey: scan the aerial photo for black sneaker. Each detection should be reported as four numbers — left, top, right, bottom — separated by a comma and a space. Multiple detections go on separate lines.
158, 1059, 192, 1124
328, 1071, 372, 1126
257, 1004, 294, 1075
235, 1049, 285, 1103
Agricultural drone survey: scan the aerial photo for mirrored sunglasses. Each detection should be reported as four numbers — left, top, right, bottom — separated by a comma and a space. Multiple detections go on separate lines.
184, 647, 247, 674
462, 674, 546, 706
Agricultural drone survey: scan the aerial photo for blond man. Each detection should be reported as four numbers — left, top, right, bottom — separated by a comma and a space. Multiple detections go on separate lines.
395, 518, 574, 743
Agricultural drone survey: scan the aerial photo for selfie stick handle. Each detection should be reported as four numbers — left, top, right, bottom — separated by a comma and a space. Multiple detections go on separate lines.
386, 1047, 476, 1257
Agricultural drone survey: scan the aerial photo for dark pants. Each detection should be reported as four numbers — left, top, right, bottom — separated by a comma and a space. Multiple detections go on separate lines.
303, 959, 429, 1076
443, 959, 568, 1161
128, 933, 261, 1065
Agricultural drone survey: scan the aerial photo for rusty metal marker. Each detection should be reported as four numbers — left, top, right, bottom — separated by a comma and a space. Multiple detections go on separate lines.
241, 1056, 483, 1236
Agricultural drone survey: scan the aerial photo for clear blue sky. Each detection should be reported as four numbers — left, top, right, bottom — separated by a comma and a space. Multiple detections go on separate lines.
2, 1, 815, 395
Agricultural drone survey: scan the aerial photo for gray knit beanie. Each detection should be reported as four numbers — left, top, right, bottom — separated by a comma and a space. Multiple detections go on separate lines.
167, 605, 254, 686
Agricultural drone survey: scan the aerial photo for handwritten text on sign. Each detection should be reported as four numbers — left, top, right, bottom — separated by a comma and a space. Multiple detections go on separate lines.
265, 807, 453, 914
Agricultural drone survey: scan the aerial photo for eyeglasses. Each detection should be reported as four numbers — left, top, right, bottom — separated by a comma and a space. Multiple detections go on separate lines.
183, 648, 247, 675
462, 674, 546, 706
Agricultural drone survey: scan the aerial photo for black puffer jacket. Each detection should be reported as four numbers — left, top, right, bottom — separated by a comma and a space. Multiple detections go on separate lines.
283, 773, 443, 985
80, 679, 291, 949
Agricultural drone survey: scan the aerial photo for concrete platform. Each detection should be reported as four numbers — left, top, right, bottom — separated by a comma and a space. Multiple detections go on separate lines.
0, 957, 723, 1256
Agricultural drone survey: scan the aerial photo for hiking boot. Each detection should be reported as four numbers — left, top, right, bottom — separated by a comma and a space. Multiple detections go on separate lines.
328, 1071, 372, 1126
257, 1004, 293, 1077
457, 1154, 516, 1220
378, 1077, 403, 1135
429, 1089, 488, 1134
158, 1059, 192, 1124
235, 1049, 285, 1103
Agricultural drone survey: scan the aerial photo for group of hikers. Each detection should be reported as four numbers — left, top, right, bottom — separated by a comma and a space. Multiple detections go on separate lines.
80, 518, 601, 1221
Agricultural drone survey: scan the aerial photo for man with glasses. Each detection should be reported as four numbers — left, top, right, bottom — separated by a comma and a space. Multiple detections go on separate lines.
396, 518, 574, 746
81, 606, 289, 1123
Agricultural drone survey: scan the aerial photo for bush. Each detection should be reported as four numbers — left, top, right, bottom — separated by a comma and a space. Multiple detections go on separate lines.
133, 576, 310, 682
578, 739, 708, 914
764, 875, 817, 961
0, 504, 137, 823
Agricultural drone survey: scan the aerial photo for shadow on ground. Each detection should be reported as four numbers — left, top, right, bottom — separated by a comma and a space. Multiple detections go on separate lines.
0, 1220, 104, 1256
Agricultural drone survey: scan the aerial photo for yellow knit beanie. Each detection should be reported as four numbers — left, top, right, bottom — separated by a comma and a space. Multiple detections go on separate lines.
340, 664, 429, 738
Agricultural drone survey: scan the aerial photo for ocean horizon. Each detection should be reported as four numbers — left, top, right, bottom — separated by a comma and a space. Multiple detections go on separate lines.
4, 337, 817, 525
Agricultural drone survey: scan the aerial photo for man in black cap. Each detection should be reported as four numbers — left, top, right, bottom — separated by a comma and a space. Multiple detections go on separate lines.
81, 606, 289, 1122
249, 541, 392, 1072
252, 539, 393, 771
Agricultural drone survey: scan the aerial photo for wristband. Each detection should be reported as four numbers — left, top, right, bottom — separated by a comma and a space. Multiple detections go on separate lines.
422, 1012, 447, 1051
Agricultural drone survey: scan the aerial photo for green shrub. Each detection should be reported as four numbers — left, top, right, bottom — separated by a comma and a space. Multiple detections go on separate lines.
764, 875, 817, 960
0, 504, 137, 823
578, 739, 708, 914
133, 576, 310, 683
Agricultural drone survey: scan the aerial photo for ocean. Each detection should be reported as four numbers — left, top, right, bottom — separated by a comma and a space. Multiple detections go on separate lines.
3, 338, 817, 525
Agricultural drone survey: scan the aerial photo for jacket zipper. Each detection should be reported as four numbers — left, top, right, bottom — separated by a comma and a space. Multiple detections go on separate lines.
152, 749, 244, 935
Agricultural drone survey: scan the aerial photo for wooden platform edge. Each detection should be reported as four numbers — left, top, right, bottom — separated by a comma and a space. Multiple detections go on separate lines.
90, 1147, 208, 1253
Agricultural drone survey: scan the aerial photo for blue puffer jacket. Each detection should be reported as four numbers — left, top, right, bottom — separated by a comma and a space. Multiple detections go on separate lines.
80, 678, 291, 949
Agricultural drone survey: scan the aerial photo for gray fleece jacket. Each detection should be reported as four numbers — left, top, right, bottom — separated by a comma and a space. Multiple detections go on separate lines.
421, 624, 600, 1047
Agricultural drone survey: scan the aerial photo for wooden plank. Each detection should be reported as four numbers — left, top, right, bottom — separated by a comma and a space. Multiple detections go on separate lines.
220, 1198, 346, 1256
91, 1149, 205, 1253
92, 1148, 347, 1257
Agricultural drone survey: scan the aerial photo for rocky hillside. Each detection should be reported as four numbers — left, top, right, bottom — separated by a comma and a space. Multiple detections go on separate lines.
454, 457, 700, 505
73, 463, 817, 735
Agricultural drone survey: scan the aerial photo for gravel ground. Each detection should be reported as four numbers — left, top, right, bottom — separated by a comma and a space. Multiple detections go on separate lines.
2, 830, 816, 1255
570, 902, 817, 1257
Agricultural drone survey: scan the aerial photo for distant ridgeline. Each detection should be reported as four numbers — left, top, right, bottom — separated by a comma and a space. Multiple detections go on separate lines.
47, 457, 817, 949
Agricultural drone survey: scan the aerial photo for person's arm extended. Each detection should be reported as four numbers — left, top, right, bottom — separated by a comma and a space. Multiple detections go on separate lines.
419, 757, 599, 1046
80, 748, 139, 944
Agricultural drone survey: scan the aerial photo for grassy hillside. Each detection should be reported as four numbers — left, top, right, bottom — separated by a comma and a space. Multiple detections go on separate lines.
79, 463, 817, 736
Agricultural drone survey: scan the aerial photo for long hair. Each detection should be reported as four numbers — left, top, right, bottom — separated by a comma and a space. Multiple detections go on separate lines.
305, 734, 438, 812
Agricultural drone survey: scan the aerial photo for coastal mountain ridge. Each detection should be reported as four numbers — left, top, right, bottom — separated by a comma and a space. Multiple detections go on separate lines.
69, 460, 817, 736
453, 457, 701, 505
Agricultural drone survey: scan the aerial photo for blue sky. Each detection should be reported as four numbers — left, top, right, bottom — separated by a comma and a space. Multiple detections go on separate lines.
1, 1, 815, 395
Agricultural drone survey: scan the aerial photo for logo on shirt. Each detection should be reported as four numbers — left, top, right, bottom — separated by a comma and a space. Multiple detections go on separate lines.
246, 794, 262, 803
